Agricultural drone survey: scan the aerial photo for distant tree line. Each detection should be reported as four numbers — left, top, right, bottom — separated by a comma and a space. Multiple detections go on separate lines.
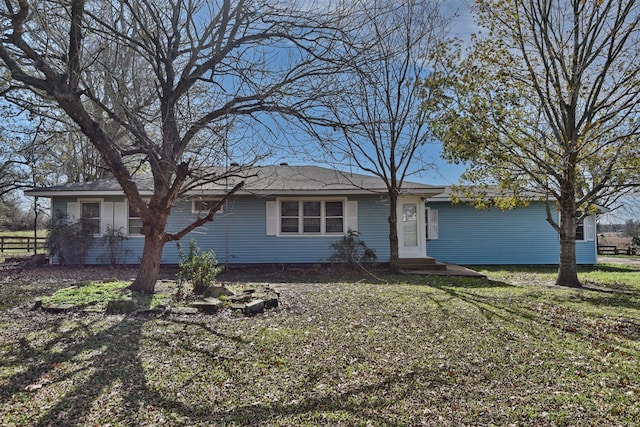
598, 220, 640, 237
0, 197, 47, 231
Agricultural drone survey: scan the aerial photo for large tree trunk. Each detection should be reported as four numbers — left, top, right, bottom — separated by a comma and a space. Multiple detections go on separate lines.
556, 185, 581, 288
389, 192, 400, 273
130, 233, 165, 294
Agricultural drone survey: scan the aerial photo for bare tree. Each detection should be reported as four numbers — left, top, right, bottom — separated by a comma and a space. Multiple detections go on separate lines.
430, 0, 640, 287
0, 0, 348, 293
312, 0, 450, 272
0, 94, 28, 197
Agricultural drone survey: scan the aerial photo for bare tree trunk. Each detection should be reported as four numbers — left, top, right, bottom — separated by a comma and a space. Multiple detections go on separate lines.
389, 193, 400, 273
130, 233, 165, 294
33, 197, 38, 256
556, 184, 581, 287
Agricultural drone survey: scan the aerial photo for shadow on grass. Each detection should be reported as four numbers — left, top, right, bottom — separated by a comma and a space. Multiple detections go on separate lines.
0, 308, 462, 426
0, 306, 254, 426
219, 264, 477, 285
1, 265, 637, 425
476, 263, 640, 275
426, 278, 640, 349
417, 275, 515, 289
203, 368, 450, 426
555, 289, 640, 311
0, 297, 154, 426
588, 263, 640, 273
426, 280, 542, 329
0, 295, 237, 426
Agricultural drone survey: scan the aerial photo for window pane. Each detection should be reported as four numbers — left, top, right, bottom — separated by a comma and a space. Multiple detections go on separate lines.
81, 202, 100, 219
281, 201, 299, 217
303, 201, 321, 216
129, 218, 143, 235
326, 218, 343, 233
325, 201, 343, 217
194, 199, 222, 212
403, 203, 418, 247
403, 204, 417, 222
303, 217, 321, 233
281, 218, 298, 233
81, 202, 100, 234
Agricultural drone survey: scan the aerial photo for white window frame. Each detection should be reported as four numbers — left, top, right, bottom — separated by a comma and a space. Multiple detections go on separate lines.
126, 199, 148, 237
276, 197, 347, 236
425, 207, 439, 240
191, 198, 224, 214
575, 214, 595, 242
78, 198, 102, 237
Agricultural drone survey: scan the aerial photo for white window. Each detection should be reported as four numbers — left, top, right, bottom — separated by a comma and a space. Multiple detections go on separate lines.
425, 207, 439, 240
79, 200, 101, 235
278, 199, 345, 235
128, 203, 143, 235
576, 215, 595, 242
192, 198, 223, 214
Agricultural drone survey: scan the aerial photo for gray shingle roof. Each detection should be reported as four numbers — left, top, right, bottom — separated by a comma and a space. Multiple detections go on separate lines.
26, 165, 445, 197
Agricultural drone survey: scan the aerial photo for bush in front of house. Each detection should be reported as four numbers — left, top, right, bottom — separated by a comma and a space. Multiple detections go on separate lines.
329, 229, 377, 265
47, 211, 95, 266
176, 240, 223, 295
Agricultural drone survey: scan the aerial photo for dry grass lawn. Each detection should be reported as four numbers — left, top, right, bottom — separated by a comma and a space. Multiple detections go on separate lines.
1, 263, 639, 426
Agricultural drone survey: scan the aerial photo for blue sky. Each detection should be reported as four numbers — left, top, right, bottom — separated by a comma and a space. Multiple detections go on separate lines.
263, 0, 479, 187
427, 0, 639, 222
419, 0, 478, 186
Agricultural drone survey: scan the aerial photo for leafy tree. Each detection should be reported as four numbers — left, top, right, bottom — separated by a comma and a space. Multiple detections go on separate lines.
430, 0, 640, 287
313, 0, 450, 272
0, 0, 348, 293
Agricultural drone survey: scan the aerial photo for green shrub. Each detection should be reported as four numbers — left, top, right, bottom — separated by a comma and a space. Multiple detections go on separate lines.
329, 229, 377, 265
177, 240, 223, 294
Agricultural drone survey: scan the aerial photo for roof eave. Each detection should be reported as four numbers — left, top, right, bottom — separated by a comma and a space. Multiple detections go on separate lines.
24, 190, 155, 197
26, 187, 446, 198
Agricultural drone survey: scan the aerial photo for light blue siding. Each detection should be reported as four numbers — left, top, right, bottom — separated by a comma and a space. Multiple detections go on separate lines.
49, 195, 597, 266
427, 201, 597, 265
50, 194, 392, 265
180, 195, 391, 264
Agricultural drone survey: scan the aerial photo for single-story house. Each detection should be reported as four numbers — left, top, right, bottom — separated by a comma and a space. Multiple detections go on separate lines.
26, 165, 598, 266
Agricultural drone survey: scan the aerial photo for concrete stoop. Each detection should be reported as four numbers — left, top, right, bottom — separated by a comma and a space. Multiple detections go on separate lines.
399, 257, 486, 278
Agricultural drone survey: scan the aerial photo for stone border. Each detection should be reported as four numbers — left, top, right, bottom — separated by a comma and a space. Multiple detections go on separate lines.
35, 284, 280, 317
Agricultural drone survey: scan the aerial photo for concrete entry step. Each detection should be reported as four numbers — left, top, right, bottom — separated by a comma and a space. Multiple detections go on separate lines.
398, 257, 448, 271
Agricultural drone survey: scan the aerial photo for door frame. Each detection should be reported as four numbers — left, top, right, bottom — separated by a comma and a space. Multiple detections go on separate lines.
397, 195, 426, 258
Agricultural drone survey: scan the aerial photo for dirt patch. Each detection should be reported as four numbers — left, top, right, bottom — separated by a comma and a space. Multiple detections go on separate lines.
0, 257, 379, 286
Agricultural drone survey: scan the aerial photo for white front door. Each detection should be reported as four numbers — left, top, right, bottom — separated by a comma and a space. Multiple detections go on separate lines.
397, 196, 426, 258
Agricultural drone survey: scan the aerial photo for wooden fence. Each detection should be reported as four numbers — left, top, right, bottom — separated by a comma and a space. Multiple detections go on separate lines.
598, 245, 638, 255
0, 236, 48, 253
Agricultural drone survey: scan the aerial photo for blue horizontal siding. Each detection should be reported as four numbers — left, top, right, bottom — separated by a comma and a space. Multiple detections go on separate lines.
49, 195, 596, 266
427, 201, 596, 265
50, 194, 392, 265
165, 195, 393, 264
